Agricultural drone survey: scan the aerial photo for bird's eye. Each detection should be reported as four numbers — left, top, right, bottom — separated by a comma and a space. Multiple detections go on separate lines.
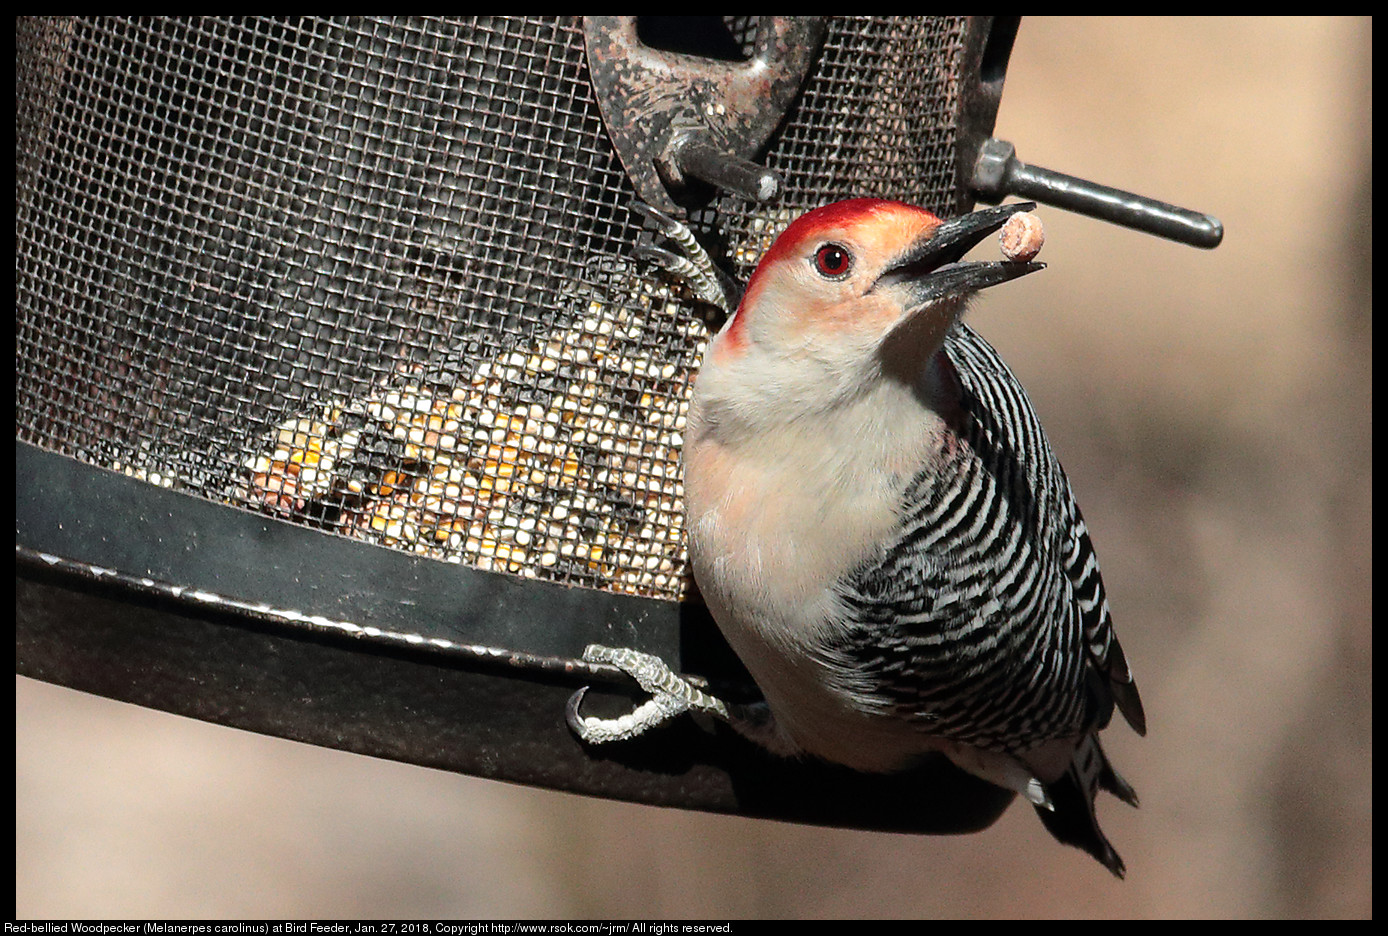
814, 243, 852, 279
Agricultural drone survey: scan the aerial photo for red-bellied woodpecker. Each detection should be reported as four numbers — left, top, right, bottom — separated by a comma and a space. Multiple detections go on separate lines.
568, 199, 1147, 877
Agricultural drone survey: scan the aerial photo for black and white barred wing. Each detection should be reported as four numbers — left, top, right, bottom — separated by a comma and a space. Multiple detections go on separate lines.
833, 323, 1144, 753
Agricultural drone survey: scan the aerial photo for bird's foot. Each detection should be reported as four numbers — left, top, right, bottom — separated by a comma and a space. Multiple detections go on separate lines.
566, 644, 733, 743
631, 203, 739, 317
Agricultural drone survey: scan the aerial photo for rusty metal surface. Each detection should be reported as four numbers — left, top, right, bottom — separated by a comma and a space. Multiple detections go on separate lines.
583, 16, 826, 212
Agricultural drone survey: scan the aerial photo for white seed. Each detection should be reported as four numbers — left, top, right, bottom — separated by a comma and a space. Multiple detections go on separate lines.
999, 212, 1045, 262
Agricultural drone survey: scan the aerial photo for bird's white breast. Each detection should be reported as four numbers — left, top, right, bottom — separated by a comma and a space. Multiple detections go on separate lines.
683, 364, 959, 769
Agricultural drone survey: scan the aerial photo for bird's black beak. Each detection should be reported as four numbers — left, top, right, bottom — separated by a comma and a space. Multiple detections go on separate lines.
878, 202, 1045, 307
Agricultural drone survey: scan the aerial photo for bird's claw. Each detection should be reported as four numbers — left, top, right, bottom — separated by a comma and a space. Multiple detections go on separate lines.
630, 201, 685, 237
630, 202, 738, 316
566, 644, 733, 744
565, 684, 691, 744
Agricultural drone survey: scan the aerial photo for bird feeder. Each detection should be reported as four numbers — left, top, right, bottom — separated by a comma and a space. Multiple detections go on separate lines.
15, 16, 1217, 834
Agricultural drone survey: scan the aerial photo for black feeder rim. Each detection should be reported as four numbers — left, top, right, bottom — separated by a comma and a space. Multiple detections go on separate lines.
17, 440, 1014, 833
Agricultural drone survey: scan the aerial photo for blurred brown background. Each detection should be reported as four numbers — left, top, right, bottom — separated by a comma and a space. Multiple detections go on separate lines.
16, 16, 1371, 918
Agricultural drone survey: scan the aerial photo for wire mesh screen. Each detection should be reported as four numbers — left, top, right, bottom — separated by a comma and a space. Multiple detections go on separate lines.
16, 16, 969, 601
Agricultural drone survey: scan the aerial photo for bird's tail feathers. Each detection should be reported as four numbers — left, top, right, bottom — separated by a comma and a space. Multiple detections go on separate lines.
1034, 733, 1138, 878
